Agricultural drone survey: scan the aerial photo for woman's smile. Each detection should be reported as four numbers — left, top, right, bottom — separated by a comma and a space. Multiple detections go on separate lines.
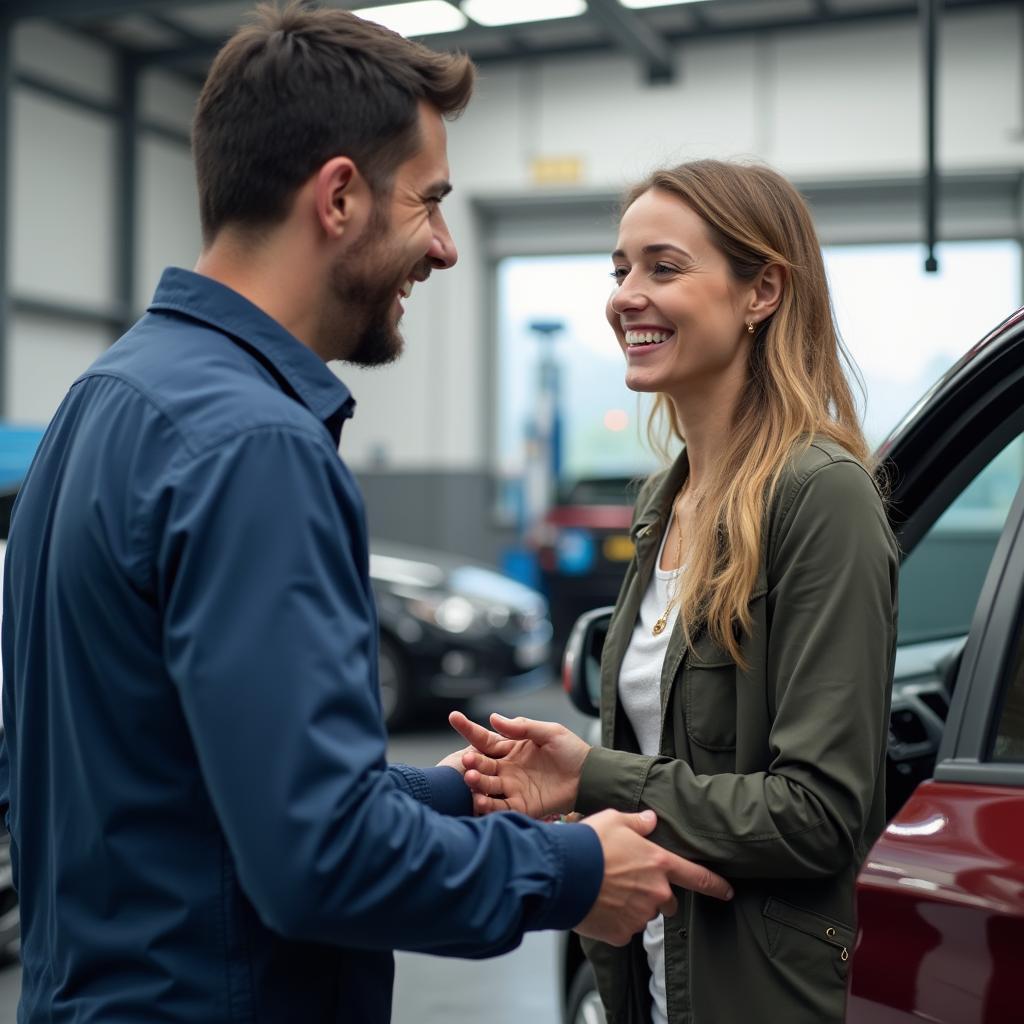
623, 325, 677, 358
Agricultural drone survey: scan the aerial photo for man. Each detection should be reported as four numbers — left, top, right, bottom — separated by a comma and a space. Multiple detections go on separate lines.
0, 5, 731, 1021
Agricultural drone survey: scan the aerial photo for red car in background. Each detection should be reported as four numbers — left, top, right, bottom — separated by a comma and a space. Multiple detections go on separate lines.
531, 476, 636, 663
560, 305, 1024, 1024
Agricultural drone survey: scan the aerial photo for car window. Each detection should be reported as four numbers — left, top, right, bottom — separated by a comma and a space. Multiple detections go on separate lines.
992, 608, 1024, 762
899, 434, 1024, 645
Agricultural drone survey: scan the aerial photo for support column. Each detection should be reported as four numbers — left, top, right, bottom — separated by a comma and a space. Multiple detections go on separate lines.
0, 16, 12, 415
922, 0, 939, 273
115, 51, 140, 336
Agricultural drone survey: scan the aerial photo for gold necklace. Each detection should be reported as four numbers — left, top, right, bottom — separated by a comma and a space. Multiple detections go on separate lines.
652, 498, 685, 637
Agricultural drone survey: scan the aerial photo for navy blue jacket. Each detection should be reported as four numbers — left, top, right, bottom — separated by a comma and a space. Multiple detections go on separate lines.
0, 268, 601, 1022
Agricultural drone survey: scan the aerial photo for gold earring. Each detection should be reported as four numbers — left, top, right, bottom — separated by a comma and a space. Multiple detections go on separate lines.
746, 321, 756, 334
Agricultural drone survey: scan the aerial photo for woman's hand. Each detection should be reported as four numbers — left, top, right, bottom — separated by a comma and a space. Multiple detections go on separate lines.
448, 711, 591, 819
435, 716, 517, 775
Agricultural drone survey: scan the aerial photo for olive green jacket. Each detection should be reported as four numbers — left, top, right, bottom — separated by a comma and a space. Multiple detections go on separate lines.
578, 439, 899, 1024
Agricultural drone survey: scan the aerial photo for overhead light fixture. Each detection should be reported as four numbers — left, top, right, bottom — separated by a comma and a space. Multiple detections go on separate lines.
461, 0, 588, 27
619, 0, 712, 8
355, 1, 468, 37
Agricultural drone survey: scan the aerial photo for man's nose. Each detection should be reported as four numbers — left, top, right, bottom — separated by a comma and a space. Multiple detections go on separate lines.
428, 213, 458, 269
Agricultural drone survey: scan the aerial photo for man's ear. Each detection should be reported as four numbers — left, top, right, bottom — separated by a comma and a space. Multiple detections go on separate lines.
748, 263, 785, 322
313, 156, 369, 240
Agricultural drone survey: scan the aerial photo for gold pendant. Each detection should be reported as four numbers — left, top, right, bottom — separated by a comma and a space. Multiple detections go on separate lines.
652, 615, 667, 636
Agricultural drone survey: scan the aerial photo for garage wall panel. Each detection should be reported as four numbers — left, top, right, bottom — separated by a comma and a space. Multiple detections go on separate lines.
772, 22, 922, 178
140, 69, 199, 136
13, 20, 115, 105
939, 10, 1023, 170
11, 91, 117, 311
137, 136, 202, 313
8, 314, 111, 425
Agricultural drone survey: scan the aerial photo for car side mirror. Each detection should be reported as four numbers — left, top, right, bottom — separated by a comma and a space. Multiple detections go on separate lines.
561, 606, 614, 718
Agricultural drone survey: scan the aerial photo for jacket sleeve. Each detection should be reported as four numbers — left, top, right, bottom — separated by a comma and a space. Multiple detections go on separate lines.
577, 458, 898, 878
157, 426, 602, 954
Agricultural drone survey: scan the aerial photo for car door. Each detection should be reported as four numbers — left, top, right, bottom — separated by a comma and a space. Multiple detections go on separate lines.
847, 469, 1024, 1023
846, 307, 1024, 1023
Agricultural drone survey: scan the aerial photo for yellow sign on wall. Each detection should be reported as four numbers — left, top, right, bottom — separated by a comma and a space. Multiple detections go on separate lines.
530, 156, 585, 186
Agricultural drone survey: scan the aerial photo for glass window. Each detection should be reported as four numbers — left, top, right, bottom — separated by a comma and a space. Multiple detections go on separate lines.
993, 623, 1024, 762
900, 435, 1024, 646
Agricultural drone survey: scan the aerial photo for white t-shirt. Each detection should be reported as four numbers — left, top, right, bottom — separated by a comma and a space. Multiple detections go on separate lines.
618, 522, 683, 1024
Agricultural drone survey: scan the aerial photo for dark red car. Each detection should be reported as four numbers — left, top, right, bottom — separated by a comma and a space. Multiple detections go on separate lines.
530, 475, 636, 662
560, 305, 1024, 1024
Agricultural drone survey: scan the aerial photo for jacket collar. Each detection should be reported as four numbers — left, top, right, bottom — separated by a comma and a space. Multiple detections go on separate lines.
148, 267, 356, 432
630, 446, 768, 601
631, 449, 690, 539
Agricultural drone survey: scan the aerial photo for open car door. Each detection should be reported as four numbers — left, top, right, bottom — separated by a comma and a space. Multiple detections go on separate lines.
848, 306, 1024, 1021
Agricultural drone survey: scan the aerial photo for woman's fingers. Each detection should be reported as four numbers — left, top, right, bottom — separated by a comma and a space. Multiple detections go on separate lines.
473, 792, 507, 816
460, 749, 500, 774
489, 713, 566, 745
449, 710, 513, 756
464, 768, 509, 797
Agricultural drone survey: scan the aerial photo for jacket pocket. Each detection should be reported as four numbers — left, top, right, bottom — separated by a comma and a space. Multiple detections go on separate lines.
762, 897, 853, 982
682, 632, 737, 750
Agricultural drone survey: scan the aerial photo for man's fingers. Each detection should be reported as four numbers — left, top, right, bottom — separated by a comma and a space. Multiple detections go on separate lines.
658, 894, 679, 919
489, 713, 563, 745
616, 808, 658, 836
664, 854, 734, 902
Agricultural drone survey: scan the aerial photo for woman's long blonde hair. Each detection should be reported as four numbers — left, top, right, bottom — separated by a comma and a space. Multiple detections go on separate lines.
630, 160, 871, 665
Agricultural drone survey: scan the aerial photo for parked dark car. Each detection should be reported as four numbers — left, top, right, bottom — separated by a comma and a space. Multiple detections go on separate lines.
369, 540, 551, 729
531, 475, 636, 663
559, 305, 1024, 1024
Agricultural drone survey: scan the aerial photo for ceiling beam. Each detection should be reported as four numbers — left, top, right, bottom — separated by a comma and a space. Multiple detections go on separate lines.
585, 0, 675, 82
147, 11, 212, 49
0, 0, 201, 20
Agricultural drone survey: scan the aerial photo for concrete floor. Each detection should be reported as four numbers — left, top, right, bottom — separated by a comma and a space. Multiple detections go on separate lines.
0, 680, 593, 1023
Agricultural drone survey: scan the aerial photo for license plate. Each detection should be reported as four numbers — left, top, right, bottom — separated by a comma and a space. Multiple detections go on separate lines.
602, 535, 635, 562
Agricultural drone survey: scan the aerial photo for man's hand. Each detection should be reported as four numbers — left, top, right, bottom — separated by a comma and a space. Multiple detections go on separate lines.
435, 714, 516, 775
577, 809, 733, 947
449, 711, 590, 818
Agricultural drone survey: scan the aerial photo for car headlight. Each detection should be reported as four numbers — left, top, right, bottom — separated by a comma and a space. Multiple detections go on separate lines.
485, 605, 511, 629
407, 594, 478, 634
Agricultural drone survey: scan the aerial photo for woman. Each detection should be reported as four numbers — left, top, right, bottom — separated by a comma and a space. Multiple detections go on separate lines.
452, 159, 898, 1024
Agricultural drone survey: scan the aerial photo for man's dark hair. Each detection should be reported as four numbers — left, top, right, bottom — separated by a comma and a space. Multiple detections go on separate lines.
192, 2, 475, 244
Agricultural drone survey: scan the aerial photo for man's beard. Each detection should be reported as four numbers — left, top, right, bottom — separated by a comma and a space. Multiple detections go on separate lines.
336, 269, 405, 368
331, 204, 415, 368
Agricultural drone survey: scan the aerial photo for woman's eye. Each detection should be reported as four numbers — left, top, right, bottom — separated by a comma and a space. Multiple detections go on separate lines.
652, 262, 677, 276
609, 268, 628, 283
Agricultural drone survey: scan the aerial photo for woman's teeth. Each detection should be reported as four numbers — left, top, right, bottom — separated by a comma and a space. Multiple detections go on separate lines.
625, 330, 673, 347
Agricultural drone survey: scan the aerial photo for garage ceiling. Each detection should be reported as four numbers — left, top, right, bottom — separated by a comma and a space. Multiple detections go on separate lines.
0, 0, 1017, 84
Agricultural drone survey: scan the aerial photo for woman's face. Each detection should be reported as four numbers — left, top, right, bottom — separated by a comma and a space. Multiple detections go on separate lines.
607, 188, 752, 399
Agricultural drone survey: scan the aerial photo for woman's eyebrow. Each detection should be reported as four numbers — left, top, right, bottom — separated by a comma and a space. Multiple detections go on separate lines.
611, 243, 693, 260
